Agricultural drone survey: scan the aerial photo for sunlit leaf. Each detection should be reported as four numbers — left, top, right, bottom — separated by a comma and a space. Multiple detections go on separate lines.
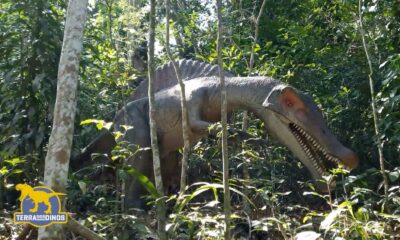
295, 231, 321, 240
4, 158, 26, 166
78, 181, 87, 194
11, 169, 23, 174
338, 201, 352, 208
303, 191, 327, 200
0, 166, 9, 176
320, 209, 343, 230
123, 166, 159, 198
80, 119, 99, 125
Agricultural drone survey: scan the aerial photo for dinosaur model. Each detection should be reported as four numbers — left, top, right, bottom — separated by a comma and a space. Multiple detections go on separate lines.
70, 60, 233, 171
72, 60, 359, 210
16, 184, 65, 214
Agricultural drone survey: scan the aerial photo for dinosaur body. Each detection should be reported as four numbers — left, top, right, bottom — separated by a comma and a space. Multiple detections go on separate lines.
72, 60, 359, 210
114, 75, 358, 209
16, 184, 65, 214
70, 59, 232, 172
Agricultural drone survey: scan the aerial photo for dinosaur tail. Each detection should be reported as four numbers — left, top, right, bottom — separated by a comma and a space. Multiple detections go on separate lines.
49, 192, 66, 197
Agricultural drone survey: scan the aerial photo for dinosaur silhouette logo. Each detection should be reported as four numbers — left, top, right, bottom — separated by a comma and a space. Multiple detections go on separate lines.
14, 183, 68, 227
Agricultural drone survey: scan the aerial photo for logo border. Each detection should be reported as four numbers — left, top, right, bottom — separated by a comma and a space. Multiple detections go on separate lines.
13, 185, 68, 228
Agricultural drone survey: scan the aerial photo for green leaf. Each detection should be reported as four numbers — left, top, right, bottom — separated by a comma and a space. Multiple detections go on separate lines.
80, 119, 100, 125
176, 183, 218, 212
113, 131, 123, 140
177, 182, 255, 212
4, 158, 26, 166
379, 60, 389, 69
320, 209, 343, 230
338, 200, 352, 208
11, 169, 23, 174
303, 191, 327, 200
96, 121, 104, 130
295, 231, 321, 240
243, 150, 261, 160
377, 212, 400, 220
123, 166, 159, 198
80, 119, 112, 130
388, 170, 400, 182
0, 166, 9, 176
355, 207, 369, 221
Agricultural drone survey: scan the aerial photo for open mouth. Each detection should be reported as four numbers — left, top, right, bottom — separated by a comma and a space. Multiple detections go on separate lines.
288, 122, 348, 176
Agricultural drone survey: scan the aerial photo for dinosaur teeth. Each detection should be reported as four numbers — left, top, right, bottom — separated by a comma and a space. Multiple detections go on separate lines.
288, 122, 349, 176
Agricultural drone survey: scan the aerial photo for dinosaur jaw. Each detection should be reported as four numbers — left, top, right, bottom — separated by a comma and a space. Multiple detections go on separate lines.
288, 122, 351, 177
261, 85, 358, 192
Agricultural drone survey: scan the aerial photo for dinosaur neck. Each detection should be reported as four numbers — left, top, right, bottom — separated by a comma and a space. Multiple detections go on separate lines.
224, 76, 280, 116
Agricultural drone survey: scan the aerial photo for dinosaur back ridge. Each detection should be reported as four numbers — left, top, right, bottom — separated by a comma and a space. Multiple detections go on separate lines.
130, 59, 234, 101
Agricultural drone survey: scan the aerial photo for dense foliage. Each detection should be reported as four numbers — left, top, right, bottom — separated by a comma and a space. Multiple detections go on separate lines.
0, 0, 399, 239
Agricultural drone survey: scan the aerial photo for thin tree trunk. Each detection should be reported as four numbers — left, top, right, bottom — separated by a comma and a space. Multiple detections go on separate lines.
105, 0, 114, 47
148, 0, 167, 239
165, 0, 190, 193
242, 0, 267, 130
242, 0, 267, 213
216, 0, 231, 239
358, 0, 389, 202
249, 0, 266, 74
38, 0, 88, 239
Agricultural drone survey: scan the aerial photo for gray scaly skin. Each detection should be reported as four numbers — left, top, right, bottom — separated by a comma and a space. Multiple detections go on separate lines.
129, 59, 234, 101
114, 75, 359, 209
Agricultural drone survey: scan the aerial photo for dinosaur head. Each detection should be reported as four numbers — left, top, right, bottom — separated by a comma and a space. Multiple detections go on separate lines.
262, 84, 359, 192
15, 183, 26, 191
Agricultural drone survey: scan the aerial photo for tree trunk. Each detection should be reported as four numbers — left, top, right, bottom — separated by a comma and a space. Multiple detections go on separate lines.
216, 0, 231, 239
242, 0, 267, 213
38, 0, 88, 239
165, 0, 190, 194
148, 0, 167, 239
358, 0, 389, 202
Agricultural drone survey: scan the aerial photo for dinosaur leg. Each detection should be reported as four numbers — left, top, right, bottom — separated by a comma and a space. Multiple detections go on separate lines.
124, 146, 153, 210
161, 151, 181, 195
30, 203, 39, 213
189, 119, 212, 134
44, 200, 52, 214
114, 104, 163, 211
124, 150, 181, 210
